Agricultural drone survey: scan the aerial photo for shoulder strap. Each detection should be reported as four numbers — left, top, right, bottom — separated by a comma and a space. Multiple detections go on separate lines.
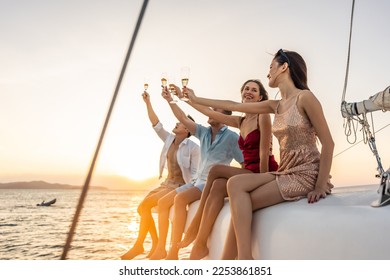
275, 100, 281, 114
295, 90, 303, 105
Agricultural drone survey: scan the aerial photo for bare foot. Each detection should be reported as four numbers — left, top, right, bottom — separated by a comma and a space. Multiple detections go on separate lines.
180, 221, 200, 248
120, 245, 144, 260
146, 244, 157, 258
238, 254, 254, 260
189, 242, 208, 260
149, 248, 167, 260
165, 247, 179, 260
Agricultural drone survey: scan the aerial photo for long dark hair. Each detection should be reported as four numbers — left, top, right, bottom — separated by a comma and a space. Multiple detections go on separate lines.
274, 49, 310, 91
240, 79, 269, 101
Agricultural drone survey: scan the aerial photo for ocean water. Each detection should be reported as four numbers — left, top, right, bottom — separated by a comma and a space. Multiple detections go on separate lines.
0, 188, 191, 260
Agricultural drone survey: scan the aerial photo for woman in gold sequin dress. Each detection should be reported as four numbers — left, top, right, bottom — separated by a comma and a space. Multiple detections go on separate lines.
184, 49, 334, 260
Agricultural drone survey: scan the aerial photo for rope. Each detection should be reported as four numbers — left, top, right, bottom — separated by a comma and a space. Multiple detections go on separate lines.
333, 123, 390, 158
60, 0, 150, 260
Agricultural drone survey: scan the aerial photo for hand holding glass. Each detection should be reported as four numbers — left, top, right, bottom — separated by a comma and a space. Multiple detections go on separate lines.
142, 77, 149, 96
169, 83, 179, 103
161, 72, 168, 89
180, 67, 190, 101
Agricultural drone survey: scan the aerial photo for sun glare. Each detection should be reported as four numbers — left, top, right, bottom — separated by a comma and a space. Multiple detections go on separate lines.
109, 161, 153, 182
97, 132, 160, 183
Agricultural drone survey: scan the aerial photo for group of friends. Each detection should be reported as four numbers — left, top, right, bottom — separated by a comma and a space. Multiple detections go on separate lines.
120, 49, 334, 260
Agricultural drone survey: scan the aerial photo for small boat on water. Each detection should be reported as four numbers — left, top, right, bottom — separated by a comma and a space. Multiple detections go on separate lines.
36, 198, 56, 207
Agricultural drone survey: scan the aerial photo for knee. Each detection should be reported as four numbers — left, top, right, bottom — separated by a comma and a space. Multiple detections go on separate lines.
208, 164, 225, 178
138, 198, 152, 214
174, 192, 188, 208
137, 204, 143, 215
226, 177, 240, 198
208, 165, 221, 175
157, 197, 172, 213
209, 179, 226, 198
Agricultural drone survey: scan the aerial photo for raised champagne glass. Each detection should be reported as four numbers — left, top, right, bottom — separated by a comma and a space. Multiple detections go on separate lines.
142, 77, 149, 98
168, 75, 179, 104
180, 66, 190, 101
143, 77, 149, 91
161, 72, 168, 89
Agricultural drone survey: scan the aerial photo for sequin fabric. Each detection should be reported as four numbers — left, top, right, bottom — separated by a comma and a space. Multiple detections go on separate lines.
270, 94, 324, 200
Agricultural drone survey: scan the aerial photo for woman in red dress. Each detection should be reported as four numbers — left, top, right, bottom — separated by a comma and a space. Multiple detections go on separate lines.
179, 79, 278, 260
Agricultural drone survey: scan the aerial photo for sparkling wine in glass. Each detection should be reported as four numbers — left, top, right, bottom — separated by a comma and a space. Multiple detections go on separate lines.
143, 77, 149, 91
142, 77, 149, 98
168, 75, 179, 103
161, 72, 168, 89
180, 67, 190, 101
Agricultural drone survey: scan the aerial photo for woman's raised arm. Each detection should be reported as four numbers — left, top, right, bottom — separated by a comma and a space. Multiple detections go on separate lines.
183, 86, 276, 115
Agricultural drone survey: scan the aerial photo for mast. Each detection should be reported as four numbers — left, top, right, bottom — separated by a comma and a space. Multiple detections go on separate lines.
340, 0, 390, 207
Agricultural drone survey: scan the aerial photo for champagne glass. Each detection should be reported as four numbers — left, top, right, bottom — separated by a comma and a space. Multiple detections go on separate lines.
143, 77, 149, 91
180, 66, 190, 101
161, 72, 168, 89
142, 77, 149, 98
168, 75, 179, 103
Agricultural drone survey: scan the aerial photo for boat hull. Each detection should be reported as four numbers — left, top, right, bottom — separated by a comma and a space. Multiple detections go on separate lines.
183, 185, 390, 259
36, 198, 56, 207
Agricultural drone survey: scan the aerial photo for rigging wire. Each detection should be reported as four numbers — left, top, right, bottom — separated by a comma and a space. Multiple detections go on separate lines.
341, 0, 357, 144
333, 123, 390, 158
60, 0, 150, 260
339, 0, 387, 177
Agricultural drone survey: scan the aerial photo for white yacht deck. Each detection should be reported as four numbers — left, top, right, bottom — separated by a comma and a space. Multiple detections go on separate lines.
183, 185, 390, 259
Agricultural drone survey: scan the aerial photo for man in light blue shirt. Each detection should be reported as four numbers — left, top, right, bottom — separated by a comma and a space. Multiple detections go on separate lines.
149, 87, 243, 260
192, 123, 243, 183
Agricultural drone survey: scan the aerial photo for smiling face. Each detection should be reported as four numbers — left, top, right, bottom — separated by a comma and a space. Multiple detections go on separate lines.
241, 81, 262, 103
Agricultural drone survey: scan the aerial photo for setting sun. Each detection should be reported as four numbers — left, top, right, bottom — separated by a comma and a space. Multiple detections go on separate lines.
109, 160, 154, 182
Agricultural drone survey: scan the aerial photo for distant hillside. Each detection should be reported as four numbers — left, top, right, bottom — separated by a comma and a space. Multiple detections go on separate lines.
0, 180, 107, 190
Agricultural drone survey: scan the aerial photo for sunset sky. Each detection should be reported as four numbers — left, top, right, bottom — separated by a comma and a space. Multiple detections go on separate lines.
1, 0, 389, 190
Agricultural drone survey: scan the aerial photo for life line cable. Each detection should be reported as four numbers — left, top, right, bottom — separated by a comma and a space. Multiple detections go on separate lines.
333, 123, 389, 158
